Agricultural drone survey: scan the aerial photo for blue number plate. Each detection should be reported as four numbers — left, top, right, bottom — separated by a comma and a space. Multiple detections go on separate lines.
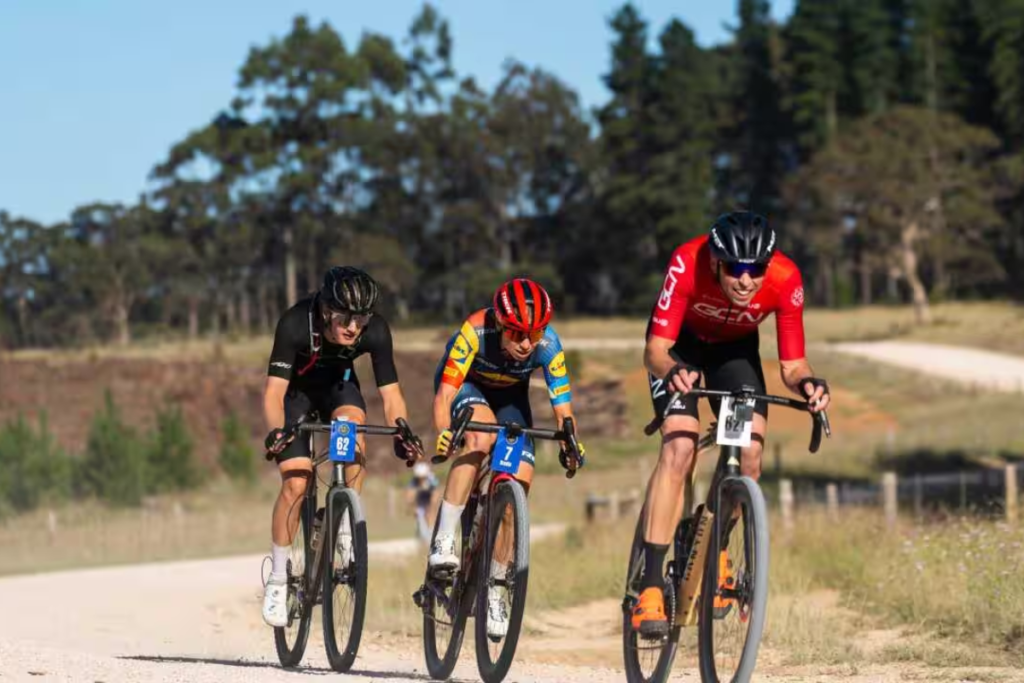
491, 428, 523, 474
329, 419, 358, 463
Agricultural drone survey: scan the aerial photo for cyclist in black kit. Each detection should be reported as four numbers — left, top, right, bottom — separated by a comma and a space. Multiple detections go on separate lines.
261, 266, 424, 627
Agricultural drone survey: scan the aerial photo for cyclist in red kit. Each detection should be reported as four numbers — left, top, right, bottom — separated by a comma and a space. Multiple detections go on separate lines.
631, 211, 832, 637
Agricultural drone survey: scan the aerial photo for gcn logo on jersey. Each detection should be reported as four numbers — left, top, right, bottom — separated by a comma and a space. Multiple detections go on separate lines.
790, 287, 805, 308
692, 302, 767, 325
657, 255, 686, 311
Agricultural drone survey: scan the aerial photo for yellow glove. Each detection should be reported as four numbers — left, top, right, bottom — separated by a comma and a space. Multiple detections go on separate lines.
435, 429, 454, 459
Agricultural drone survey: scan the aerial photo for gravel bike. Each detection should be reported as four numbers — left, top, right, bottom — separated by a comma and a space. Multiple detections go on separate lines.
413, 405, 583, 683
623, 384, 830, 683
265, 413, 421, 671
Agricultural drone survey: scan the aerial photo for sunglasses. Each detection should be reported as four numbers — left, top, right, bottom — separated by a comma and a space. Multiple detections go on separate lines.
325, 310, 372, 328
722, 262, 768, 279
500, 325, 545, 344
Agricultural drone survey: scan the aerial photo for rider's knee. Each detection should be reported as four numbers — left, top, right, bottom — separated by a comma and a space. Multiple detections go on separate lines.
659, 432, 697, 475
280, 469, 311, 499
741, 437, 765, 479
464, 431, 496, 455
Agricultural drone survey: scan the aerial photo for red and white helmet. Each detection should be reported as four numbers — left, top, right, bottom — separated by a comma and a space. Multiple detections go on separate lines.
492, 278, 553, 333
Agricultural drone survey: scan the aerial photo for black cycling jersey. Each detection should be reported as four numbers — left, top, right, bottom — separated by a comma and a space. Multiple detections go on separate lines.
267, 296, 399, 388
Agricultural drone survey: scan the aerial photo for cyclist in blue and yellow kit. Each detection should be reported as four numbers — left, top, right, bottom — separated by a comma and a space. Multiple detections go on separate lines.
425, 278, 587, 638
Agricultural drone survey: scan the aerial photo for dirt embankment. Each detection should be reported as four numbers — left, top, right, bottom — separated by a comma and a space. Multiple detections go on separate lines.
0, 352, 628, 476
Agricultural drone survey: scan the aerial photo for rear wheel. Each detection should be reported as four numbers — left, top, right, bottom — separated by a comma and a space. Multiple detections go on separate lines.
274, 496, 313, 667
322, 488, 368, 672
697, 476, 769, 683
622, 508, 680, 683
475, 480, 530, 683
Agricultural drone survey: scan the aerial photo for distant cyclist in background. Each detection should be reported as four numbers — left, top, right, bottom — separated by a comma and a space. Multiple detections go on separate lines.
407, 462, 439, 544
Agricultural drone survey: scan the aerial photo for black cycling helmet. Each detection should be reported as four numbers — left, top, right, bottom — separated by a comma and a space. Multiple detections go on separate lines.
319, 266, 380, 314
708, 211, 776, 264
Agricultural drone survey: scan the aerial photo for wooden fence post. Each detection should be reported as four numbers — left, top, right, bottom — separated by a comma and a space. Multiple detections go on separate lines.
882, 472, 898, 528
914, 473, 923, 521
1006, 465, 1018, 525
779, 479, 794, 537
826, 483, 839, 522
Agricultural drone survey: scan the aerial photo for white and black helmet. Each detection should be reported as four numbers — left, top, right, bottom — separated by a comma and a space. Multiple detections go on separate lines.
708, 211, 776, 264
320, 266, 380, 314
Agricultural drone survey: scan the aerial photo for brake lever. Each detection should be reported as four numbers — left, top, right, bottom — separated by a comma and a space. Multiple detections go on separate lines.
395, 417, 421, 468
264, 414, 308, 461
432, 405, 472, 465
560, 417, 580, 479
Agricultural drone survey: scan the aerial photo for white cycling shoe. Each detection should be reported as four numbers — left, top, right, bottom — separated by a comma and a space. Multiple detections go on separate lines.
487, 591, 509, 640
428, 533, 459, 571
262, 576, 289, 628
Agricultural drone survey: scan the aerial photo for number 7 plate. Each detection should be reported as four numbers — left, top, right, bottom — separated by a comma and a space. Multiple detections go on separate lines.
491, 428, 524, 474
330, 418, 358, 463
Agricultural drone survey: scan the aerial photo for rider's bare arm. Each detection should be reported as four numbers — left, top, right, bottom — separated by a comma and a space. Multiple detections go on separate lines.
263, 376, 290, 432
552, 401, 574, 430
779, 358, 830, 411
433, 382, 459, 433
378, 382, 410, 427
645, 335, 698, 395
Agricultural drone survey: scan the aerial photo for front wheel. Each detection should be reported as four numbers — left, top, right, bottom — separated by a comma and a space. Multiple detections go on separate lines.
274, 496, 313, 667
698, 476, 769, 683
622, 507, 680, 683
322, 487, 368, 672
475, 480, 529, 683
422, 497, 476, 680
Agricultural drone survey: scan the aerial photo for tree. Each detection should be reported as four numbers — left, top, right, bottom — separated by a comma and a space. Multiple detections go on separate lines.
725, 0, 789, 212
981, 0, 1024, 146
595, 3, 658, 311
647, 20, 717, 257
51, 203, 166, 345
797, 107, 1003, 323
786, 0, 843, 153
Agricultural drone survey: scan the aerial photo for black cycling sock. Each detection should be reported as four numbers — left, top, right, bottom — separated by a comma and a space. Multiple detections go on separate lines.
641, 542, 669, 591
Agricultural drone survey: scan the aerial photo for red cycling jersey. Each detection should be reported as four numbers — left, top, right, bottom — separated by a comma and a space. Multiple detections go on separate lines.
648, 235, 807, 361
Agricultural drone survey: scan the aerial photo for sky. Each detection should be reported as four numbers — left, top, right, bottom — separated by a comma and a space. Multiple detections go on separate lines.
0, 0, 794, 225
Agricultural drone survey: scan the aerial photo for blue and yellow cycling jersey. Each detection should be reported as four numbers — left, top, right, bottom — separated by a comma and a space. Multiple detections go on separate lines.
434, 308, 572, 405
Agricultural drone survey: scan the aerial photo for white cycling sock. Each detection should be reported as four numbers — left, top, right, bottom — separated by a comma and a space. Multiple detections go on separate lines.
436, 500, 465, 540
270, 543, 290, 582
490, 559, 507, 581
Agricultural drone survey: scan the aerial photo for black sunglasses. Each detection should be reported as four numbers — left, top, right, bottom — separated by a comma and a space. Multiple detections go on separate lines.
723, 262, 768, 279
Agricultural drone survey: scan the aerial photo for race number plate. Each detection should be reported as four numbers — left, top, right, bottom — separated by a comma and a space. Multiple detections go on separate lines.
491, 428, 524, 474
716, 397, 755, 448
329, 418, 358, 463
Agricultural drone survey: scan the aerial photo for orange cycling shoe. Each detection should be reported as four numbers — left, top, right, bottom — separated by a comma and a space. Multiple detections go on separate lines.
713, 550, 738, 618
631, 587, 669, 638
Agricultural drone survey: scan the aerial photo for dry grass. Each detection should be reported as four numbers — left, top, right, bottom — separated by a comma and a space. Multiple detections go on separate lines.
780, 508, 1024, 666
367, 506, 1024, 669
0, 473, 415, 577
